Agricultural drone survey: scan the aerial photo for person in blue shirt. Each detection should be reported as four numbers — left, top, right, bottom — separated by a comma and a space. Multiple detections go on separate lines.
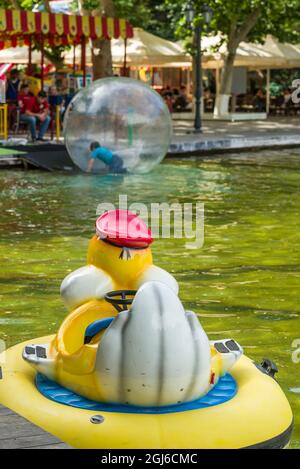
87, 141, 127, 174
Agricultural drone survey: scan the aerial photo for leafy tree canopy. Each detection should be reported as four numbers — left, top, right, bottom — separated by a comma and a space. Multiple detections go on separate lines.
76, 0, 175, 40
1, 0, 299, 45
2, 0, 299, 69
164, 0, 300, 45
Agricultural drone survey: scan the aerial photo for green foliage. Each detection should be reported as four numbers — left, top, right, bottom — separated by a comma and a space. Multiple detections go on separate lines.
270, 69, 300, 96
0, 0, 52, 11
1, 0, 47, 9
19, 0, 40, 9
78, 0, 101, 11
164, 0, 300, 45
2, 0, 300, 48
2, 0, 299, 71
114, 0, 178, 40
77, 0, 178, 40
0, 1, 16, 7
43, 44, 70, 68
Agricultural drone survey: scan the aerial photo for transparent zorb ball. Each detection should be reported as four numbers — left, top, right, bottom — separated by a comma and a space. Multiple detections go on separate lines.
64, 77, 172, 174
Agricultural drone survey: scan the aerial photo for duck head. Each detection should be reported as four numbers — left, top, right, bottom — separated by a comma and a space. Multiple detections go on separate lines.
87, 237, 152, 287
94, 281, 212, 407
87, 210, 153, 286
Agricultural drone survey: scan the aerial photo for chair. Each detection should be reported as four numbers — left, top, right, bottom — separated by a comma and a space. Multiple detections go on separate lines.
10, 106, 31, 138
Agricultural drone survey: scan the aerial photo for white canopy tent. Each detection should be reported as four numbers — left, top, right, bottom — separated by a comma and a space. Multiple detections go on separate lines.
201, 34, 300, 69
200, 35, 300, 115
64, 28, 191, 68
2, 30, 299, 116
3, 31, 299, 71
0, 46, 49, 64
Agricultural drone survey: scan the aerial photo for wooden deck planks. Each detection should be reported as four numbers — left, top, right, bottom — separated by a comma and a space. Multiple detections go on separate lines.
0, 405, 71, 449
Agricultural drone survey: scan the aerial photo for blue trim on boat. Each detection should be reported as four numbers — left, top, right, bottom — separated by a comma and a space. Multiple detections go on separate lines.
85, 317, 114, 339
36, 373, 237, 414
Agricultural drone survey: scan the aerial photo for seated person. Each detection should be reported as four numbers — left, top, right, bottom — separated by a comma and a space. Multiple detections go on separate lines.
48, 85, 63, 107
161, 86, 173, 98
173, 85, 191, 112
253, 88, 266, 112
87, 141, 127, 174
282, 88, 292, 110
18, 87, 51, 142
164, 94, 173, 112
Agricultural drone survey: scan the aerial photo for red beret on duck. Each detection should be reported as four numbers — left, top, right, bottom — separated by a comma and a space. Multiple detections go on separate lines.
96, 209, 153, 249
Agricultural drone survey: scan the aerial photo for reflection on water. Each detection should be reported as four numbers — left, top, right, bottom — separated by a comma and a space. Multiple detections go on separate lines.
0, 148, 300, 447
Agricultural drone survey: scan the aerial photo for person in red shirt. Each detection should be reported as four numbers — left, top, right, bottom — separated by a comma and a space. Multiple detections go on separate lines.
18, 84, 35, 112
18, 86, 50, 142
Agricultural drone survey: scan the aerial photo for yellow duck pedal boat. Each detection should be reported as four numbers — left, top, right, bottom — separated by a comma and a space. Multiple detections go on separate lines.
0, 211, 293, 449
0, 336, 293, 449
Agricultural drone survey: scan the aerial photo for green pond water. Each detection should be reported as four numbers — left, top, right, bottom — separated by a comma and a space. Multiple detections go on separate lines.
0, 149, 299, 447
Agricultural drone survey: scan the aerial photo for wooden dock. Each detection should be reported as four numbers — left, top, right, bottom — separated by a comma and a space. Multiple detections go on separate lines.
0, 405, 70, 449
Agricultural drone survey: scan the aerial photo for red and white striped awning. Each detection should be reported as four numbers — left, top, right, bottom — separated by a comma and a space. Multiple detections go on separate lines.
0, 8, 133, 49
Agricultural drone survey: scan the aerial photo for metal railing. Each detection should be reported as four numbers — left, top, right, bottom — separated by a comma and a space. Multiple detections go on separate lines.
0, 104, 8, 140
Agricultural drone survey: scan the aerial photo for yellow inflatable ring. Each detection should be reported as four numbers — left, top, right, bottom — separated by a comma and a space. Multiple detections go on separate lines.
0, 336, 293, 449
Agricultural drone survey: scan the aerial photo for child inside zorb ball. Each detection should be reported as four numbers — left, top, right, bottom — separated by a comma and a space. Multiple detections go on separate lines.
64, 77, 172, 174
87, 141, 127, 174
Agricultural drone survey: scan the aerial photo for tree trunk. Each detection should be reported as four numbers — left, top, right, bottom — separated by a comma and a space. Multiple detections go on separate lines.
92, 38, 114, 79
77, 0, 114, 79
43, 51, 64, 69
213, 51, 235, 117
213, 7, 261, 117
43, 0, 52, 12
92, 0, 115, 79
